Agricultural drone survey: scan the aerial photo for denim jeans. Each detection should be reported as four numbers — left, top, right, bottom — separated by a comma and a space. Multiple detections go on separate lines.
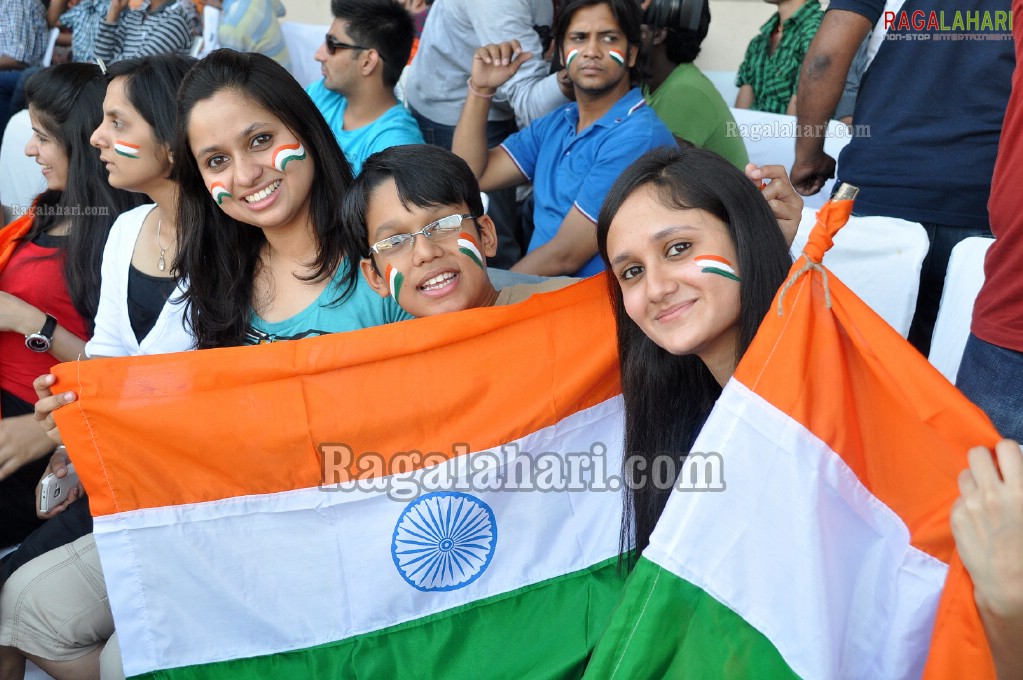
956, 333, 1023, 442
908, 222, 993, 355
410, 107, 526, 269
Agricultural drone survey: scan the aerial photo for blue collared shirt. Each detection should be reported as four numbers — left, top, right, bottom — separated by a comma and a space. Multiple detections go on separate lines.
501, 87, 675, 277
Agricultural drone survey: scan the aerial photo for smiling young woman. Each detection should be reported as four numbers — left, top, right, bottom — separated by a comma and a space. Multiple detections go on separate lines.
596, 145, 792, 558
174, 49, 408, 350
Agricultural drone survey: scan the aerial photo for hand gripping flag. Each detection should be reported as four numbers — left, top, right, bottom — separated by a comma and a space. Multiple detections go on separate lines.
581, 188, 1001, 679
51, 277, 630, 680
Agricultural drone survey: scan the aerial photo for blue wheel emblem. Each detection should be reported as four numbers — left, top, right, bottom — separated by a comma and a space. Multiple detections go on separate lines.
392, 492, 497, 592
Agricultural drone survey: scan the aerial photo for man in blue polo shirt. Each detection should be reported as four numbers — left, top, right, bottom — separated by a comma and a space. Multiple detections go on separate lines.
790, 0, 1012, 354
452, 0, 675, 277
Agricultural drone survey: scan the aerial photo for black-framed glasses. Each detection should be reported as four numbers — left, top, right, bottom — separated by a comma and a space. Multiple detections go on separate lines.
324, 34, 370, 56
369, 214, 477, 260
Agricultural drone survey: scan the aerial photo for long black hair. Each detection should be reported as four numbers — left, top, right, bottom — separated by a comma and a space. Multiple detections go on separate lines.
22, 63, 146, 329
596, 146, 791, 559
174, 49, 358, 349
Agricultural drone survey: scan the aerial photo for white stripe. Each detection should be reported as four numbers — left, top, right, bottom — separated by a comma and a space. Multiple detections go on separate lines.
573, 200, 597, 224
499, 144, 532, 181
644, 380, 948, 679
96, 397, 626, 676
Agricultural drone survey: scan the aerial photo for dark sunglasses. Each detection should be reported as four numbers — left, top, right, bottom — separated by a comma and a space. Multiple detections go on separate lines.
324, 34, 370, 56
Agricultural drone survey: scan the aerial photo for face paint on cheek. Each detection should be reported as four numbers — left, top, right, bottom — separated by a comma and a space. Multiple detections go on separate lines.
565, 49, 580, 69
456, 231, 485, 271
693, 255, 741, 282
271, 142, 307, 172
386, 263, 404, 304
210, 181, 231, 205
114, 141, 140, 159
608, 50, 626, 67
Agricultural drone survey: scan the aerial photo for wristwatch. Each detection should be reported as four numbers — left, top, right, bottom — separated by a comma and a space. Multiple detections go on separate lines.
25, 314, 57, 352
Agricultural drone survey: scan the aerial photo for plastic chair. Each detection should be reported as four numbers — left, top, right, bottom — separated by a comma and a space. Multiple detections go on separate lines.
928, 237, 994, 383
791, 206, 930, 337
41, 27, 60, 67
279, 22, 330, 88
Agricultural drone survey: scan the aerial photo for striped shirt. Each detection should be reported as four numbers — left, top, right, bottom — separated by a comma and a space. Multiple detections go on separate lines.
217, 0, 291, 70
0, 0, 48, 65
94, 0, 192, 63
735, 0, 823, 114
60, 0, 113, 63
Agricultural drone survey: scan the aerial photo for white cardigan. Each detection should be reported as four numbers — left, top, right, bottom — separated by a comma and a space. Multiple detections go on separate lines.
85, 204, 194, 358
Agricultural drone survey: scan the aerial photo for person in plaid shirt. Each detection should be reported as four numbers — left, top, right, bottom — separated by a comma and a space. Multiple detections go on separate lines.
734, 0, 822, 114
0, 0, 48, 133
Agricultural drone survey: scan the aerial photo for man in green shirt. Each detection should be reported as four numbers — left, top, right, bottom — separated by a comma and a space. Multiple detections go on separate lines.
735, 0, 822, 114
640, 0, 748, 168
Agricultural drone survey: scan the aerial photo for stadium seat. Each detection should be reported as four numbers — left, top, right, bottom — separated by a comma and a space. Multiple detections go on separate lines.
280, 22, 330, 89
730, 108, 853, 210
1, 109, 46, 223
928, 237, 994, 383
791, 206, 929, 337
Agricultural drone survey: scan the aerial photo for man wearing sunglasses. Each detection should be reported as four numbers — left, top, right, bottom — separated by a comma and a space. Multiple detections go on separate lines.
308, 0, 424, 175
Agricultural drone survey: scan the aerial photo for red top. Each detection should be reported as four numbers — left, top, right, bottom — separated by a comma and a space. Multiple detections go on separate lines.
973, 0, 1023, 352
0, 226, 89, 405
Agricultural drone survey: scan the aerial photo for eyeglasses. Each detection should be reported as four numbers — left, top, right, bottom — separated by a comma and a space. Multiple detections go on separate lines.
369, 214, 477, 260
324, 34, 370, 56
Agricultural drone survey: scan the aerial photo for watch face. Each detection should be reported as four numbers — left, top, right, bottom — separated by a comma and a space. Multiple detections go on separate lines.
26, 334, 51, 352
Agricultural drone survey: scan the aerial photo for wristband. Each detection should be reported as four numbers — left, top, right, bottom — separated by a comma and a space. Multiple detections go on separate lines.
467, 77, 496, 100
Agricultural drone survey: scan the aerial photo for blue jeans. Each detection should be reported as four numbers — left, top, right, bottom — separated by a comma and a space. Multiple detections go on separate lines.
908, 222, 993, 355
956, 333, 1023, 442
410, 107, 526, 269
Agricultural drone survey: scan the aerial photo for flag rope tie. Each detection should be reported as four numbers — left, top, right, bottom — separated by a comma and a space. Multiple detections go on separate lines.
776, 252, 832, 316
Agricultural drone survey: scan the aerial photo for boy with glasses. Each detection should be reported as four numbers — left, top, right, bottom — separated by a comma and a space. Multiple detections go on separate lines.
343, 144, 574, 318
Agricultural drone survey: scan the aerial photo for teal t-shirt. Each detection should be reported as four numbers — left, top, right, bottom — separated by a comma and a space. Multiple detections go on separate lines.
306, 79, 425, 174
247, 263, 410, 343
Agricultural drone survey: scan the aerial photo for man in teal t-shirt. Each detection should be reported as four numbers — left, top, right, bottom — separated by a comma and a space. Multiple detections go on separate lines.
307, 0, 424, 174
640, 0, 748, 169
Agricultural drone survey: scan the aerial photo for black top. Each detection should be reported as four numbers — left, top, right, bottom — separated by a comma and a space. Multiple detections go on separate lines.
127, 265, 176, 343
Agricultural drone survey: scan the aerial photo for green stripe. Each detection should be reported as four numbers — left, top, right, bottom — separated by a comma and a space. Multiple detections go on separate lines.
582, 557, 800, 679
135, 556, 627, 680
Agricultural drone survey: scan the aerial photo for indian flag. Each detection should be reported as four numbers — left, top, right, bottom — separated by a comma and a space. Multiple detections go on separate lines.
52, 278, 629, 679
693, 254, 740, 281
385, 262, 403, 302
210, 182, 230, 205
457, 231, 484, 269
114, 141, 140, 158
583, 200, 1000, 678
271, 142, 306, 171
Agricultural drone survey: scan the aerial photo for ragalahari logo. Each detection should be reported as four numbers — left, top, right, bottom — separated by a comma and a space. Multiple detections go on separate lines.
883, 10, 1012, 41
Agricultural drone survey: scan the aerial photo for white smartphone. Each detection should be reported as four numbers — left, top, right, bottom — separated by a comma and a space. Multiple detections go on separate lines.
39, 463, 79, 514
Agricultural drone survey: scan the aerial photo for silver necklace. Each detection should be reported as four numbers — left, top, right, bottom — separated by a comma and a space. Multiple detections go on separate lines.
156, 218, 169, 271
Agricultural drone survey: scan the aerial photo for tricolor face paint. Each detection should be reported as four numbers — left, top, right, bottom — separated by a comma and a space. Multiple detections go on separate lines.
114, 141, 140, 159
210, 181, 231, 205
457, 231, 486, 271
693, 255, 741, 282
565, 49, 580, 69
272, 142, 307, 172
386, 263, 404, 304
608, 50, 626, 67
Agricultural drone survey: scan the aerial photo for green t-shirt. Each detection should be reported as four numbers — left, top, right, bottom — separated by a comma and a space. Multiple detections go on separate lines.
645, 63, 749, 170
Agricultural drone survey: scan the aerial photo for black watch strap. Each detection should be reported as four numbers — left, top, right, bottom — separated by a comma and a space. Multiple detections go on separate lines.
39, 313, 57, 339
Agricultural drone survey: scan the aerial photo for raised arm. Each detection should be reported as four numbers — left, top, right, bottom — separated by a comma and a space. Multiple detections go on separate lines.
452, 41, 530, 192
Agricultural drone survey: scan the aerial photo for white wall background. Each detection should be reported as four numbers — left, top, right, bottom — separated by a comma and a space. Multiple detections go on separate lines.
279, 0, 776, 71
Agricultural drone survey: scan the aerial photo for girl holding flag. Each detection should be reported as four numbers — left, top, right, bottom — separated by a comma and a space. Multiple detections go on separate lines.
595, 145, 792, 555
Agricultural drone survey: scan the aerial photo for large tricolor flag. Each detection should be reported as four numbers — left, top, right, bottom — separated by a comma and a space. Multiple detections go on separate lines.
52, 278, 629, 679
582, 199, 1001, 678
0, 212, 36, 418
